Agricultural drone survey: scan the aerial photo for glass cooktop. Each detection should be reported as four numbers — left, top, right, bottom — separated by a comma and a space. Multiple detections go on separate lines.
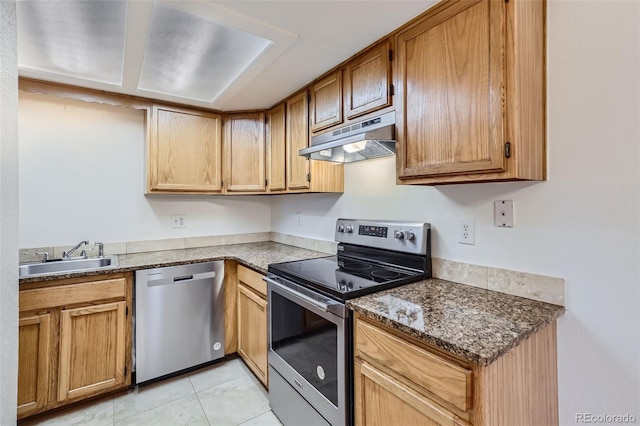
268, 255, 426, 301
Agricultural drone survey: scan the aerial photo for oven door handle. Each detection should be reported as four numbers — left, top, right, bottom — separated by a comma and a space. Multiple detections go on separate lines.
263, 276, 342, 315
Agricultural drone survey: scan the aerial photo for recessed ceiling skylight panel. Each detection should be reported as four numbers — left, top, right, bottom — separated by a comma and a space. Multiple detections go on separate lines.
137, 2, 272, 103
17, 0, 128, 85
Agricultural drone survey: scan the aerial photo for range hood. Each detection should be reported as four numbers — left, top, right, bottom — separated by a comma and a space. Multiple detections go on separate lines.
299, 111, 395, 163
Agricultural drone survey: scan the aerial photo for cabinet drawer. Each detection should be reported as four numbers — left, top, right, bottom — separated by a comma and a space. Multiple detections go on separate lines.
20, 278, 126, 312
237, 265, 266, 297
355, 318, 472, 412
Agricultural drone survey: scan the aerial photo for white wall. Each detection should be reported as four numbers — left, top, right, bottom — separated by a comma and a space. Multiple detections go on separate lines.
272, 1, 640, 423
19, 93, 272, 248
0, 0, 18, 423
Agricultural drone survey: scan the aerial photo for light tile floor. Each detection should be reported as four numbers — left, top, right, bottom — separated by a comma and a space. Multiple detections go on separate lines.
20, 358, 283, 426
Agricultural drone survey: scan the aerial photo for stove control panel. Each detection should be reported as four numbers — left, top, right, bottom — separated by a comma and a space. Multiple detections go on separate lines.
335, 219, 430, 255
359, 225, 388, 238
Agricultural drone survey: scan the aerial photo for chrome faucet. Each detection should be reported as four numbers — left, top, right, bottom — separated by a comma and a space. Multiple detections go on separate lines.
35, 251, 49, 262
95, 242, 104, 258
63, 240, 89, 258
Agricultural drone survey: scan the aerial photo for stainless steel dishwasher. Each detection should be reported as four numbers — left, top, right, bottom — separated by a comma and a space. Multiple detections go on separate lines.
134, 261, 225, 384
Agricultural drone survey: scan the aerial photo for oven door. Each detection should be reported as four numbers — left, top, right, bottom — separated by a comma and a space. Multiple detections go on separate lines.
265, 275, 349, 426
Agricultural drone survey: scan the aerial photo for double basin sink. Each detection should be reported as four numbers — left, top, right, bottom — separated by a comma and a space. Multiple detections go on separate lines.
19, 256, 119, 277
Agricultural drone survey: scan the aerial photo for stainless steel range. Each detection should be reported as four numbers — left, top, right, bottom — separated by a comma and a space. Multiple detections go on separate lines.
264, 219, 431, 426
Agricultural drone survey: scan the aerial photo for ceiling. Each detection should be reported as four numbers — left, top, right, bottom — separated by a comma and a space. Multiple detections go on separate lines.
16, 0, 437, 111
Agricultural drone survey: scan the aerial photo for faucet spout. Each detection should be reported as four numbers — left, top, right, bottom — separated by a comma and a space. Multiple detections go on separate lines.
63, 240, 90, 258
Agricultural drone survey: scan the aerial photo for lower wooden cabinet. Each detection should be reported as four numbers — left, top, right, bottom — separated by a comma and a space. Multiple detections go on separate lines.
355, 360, 466, 426
236, 265, 268, 387
17, 274, 132, 419
58, 302, 127, 402
17, 314, 51, 418
354, 313, 559, 426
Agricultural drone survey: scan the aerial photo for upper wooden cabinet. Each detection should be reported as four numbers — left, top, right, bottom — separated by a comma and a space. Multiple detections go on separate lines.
309, 70, 343, 133
344, 39, 393, 120
224, 112, 266, 193
146, 98, 342, 196
147, 105, 223, 193
395, 0, 545, 185
286, 91, 344, 193
266, 104, 286, 192
286, 91, 311, 190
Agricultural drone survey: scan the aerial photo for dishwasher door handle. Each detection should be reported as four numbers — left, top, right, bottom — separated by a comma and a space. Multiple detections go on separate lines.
174, 271, 217, 282
147, 271, 216, 286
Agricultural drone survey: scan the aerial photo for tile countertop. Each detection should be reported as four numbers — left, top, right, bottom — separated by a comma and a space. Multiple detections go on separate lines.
18, 241, 329, 283
347, 278, 565, 366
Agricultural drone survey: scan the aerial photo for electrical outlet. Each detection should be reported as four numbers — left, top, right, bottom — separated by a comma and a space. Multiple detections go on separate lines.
494, 200, 514, 227
458, 220, 475, 245
171, 214, 187, 228
296, 212, 302, 226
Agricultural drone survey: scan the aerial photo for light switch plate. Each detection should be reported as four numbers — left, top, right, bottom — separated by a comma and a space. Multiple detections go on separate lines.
494, 200, 514, 227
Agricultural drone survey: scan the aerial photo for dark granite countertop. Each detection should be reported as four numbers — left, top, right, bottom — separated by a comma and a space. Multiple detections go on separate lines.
347, 278, 564, 366
19, 241, 329, 283
21, 243, 563, 367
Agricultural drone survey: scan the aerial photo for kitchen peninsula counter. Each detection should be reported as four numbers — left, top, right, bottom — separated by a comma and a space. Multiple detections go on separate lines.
347, 278, 564, 366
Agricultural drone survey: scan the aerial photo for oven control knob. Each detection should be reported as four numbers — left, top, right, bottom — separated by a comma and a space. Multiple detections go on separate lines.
337, 225, 345, 233
394, 230, 404, 239
345, 225, 354, 233
404, 231, 415, 241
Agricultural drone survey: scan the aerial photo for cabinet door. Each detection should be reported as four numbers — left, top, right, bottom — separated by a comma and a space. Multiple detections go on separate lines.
286, 91, 310, 190
58, 302, 126, 402
345, 40, 392, 119
396, 0, 506, 179
17, 314, 51, 418
224, 112, 266, 192
266, 104, 286, 191
148, 105, 223, 193
310, 70, 343, 132
354, 359, 467, 426
237, 284, 268, 386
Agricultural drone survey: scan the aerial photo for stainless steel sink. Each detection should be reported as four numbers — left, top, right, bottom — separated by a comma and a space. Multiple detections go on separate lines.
19, 256, 119, 277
